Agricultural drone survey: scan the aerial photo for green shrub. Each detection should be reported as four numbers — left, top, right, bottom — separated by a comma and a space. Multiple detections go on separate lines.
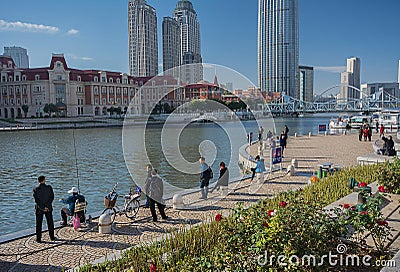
376, 157, 400, 194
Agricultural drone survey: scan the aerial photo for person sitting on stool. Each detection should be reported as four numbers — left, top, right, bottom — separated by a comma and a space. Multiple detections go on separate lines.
59, 187, 85, 227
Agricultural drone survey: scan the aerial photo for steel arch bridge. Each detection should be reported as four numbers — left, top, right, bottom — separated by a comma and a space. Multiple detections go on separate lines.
266, 84, 400, 115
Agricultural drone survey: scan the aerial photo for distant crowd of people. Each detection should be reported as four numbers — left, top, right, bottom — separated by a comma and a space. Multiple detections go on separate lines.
358, 121, 396, 156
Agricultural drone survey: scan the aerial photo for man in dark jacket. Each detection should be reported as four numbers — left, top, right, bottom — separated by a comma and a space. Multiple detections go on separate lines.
33, 176, 55, 243
146, 169, 167, 222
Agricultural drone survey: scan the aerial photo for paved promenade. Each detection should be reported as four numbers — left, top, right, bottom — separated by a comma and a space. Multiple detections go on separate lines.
0, 133, 382, 272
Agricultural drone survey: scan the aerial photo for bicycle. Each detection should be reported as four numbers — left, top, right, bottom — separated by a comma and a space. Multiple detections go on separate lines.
101, 182, 141, 223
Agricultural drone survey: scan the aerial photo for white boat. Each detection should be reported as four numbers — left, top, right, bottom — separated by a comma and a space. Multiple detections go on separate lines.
349, 115, 372, 128
378, 110, 400, 129
329, 115, 350, 129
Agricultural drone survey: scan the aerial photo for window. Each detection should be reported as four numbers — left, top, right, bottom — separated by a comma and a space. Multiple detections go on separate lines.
124, 78, 128, 84
35, 75, 40, 81
102, 98, 106, 105
57, 75, 62, 80
1, 76, 5, 82
116, 78, 120, 84
16, 88, 20, 95
22, 86, 27, 95
57, 62, 61, 68
101, 87, 106, 94
94, 87, 99, 95
17, 98, 20, 105
101, 76, 106, 83
109, 78, 113, 83
109, 88, 114, 95
95, 98, 99, 104
22, 75, 26, 81
77, 76, 81, 82
116, 88, 121, 95
9, 87, 13, 95
15, 75, 20, 82
123, 88, 127, 95
94, 76, 98, 82
9, 76, 12, 82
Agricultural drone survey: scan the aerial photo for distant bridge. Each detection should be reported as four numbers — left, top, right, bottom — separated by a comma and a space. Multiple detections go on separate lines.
266, 84, 400, 115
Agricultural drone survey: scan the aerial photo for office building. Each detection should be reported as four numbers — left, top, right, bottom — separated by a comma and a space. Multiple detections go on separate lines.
128, 0, 158, 77
258, 0, 299, 98
299, 65, 314, 102
3, 46, 29, 68
340, 57, 361, 101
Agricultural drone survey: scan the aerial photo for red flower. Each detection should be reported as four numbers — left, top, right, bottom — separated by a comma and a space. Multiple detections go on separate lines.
263, 221, 269, 227
150, 262, 157, 272
360, 211, 369, 215
385, 188, 390, 193
378, 185, 385, 192
358, 182, 367, 187
377, 220, 388, 226
280, 201, 287, 208
343, 204, 350, 209
215, 214, 222, 222
267, 210, 275, 217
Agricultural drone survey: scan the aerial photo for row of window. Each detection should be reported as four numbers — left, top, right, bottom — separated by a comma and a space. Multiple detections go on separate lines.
0, 97, 28, 106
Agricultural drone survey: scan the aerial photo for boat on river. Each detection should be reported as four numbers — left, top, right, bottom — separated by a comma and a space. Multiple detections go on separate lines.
349, 115, 373, 128
329, 115, 350, 129
378, 110, 400, 129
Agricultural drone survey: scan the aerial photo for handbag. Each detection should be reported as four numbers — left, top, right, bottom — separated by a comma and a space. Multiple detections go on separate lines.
73, 214, 81, 230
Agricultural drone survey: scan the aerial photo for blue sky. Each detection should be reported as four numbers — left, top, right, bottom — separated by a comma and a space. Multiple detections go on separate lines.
1, 0, 399, 94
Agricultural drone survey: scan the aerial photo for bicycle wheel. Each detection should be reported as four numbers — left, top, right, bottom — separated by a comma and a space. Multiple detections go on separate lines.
101, 207, 118, 223
125, 199, 140, 219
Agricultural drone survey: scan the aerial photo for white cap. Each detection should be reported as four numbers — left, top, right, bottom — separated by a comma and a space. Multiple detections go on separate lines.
68, 187, 78, 194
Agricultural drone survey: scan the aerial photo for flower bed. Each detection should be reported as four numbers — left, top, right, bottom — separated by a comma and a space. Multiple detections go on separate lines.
80, 163, 387, 272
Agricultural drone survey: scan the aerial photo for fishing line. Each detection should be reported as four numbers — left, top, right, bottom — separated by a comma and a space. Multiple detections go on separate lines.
72, 128, 80, 193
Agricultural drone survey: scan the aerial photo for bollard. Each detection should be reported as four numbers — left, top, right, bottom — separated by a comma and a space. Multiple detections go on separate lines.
308, 132, 312, 137
287, 164, 296, 176
173, 193, 185, 209
294, 133, 297, 137
220, 186, 229, 196
98, 213, 112, 234
291, 159, 298, 168
343, 130, 346, 135
324, 131, 327, 136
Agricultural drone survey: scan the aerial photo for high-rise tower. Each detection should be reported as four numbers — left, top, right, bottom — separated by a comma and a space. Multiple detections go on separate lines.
3, 46, 29, 68
162, 0, 202, 83
258, 0, 299, 98
340, 57, 361, 101
128, 0, 158, 77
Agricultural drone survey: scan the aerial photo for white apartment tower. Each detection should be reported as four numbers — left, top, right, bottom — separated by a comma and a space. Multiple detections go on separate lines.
258, 0, 299, 98
162, 0, 202, 83
340, 57, 361, 101
3, 46, 29, 68
162, 16, 181, 74
128, 0, 158, 77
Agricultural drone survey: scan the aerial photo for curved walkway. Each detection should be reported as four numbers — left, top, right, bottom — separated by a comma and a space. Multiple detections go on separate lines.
0, 133, 377, 272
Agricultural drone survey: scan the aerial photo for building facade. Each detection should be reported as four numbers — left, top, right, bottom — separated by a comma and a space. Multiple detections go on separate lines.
128, 0, 158, 77
360, 82, 400, 100
3, 46, 29, 68
340, 57, 361, 101
162, 16, 181, 74
258, 0, 299, 98
162, 0, 202, 83
0, 54, 157, 118
299, 65, 314, 102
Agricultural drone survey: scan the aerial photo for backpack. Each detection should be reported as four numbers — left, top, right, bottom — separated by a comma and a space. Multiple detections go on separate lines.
203, 167, 213, 180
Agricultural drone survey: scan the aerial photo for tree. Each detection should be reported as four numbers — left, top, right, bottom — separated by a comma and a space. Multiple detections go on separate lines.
44, 103, 59, 116
21, 105, 29, 118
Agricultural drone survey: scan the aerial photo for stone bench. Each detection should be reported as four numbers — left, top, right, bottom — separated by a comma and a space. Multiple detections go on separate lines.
357, 153, 394, 165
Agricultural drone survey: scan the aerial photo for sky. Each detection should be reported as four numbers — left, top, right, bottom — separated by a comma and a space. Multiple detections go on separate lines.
1, 0, 400, 95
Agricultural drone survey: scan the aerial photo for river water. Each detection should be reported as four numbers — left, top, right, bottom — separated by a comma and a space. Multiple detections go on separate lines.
0, 114, 339, 235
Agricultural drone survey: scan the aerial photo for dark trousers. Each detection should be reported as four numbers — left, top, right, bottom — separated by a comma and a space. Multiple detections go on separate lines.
149, 198, 167, 221
61, 207, 72, 224
36, 211, 55, 242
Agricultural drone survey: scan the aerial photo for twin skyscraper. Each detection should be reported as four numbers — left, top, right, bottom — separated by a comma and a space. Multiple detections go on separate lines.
128, 0, 202, 83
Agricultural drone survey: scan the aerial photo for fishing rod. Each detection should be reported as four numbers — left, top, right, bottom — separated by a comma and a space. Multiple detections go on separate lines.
72, 127, 80, 193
